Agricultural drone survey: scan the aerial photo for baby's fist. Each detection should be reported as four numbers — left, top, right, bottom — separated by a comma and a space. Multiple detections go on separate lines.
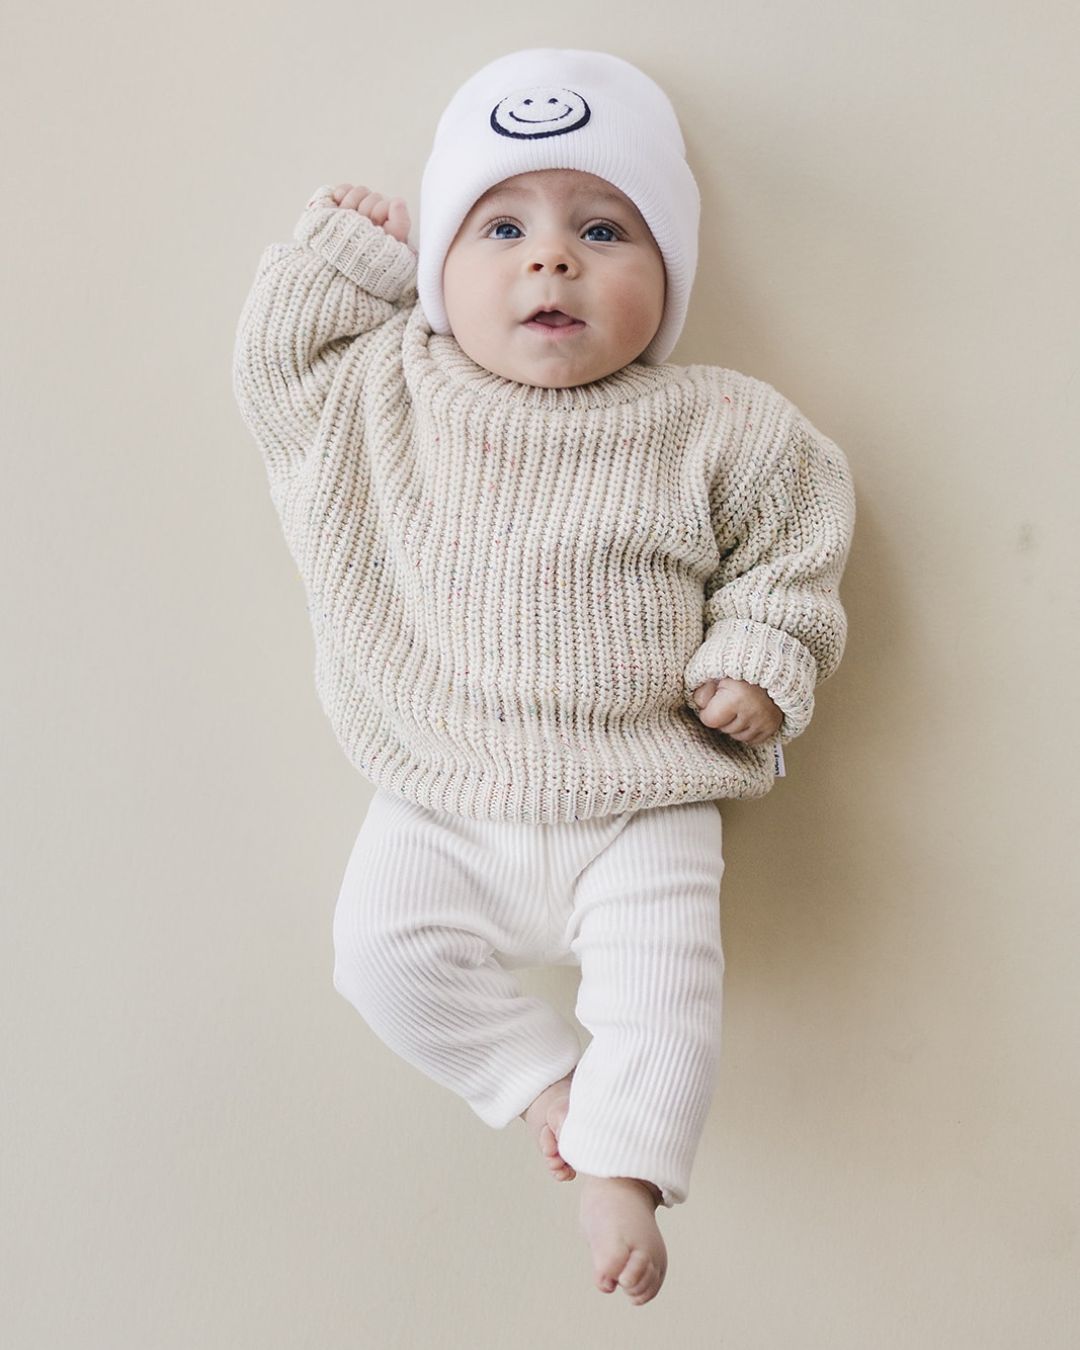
328, 183, 414, 251
691, 677, 783, 746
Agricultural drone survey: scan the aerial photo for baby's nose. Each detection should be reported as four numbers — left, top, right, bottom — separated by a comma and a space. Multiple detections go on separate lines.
527, 245, 581, 278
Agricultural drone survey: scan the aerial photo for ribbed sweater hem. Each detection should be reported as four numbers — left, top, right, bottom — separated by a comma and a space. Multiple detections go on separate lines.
335, 720, 774, 823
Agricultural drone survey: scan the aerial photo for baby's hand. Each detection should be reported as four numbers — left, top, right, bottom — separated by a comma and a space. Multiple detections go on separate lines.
326, 183, 415, 252
691, 677, 783, 746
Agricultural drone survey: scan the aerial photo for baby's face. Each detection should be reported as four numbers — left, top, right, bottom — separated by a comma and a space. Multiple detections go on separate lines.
442, 169, 666, 388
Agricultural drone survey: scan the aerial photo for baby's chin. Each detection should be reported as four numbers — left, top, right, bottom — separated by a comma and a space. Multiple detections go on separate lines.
456, 331, 631, 389
486, 357, 619, 389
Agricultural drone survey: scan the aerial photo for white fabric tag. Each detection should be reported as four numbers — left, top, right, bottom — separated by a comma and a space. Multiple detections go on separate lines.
773, 737, 786, 777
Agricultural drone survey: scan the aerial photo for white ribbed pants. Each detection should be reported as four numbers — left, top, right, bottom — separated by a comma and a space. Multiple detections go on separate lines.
331, 787, 726, 1208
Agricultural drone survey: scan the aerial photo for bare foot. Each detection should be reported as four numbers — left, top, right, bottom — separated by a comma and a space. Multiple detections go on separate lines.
519, 1070, 576, 1181
578, 1174, 668, 1305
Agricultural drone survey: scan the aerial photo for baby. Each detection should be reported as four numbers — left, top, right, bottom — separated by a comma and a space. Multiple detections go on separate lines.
233, 47, 855, 1305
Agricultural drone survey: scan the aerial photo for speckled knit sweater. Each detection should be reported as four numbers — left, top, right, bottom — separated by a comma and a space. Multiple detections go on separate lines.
231, 186, 856, 824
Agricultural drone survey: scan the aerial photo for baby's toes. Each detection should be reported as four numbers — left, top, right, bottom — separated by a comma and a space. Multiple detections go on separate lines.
540, 1125, 576, 1180
621, 1247, 661, 1301
593, 1241, 633, 1295
620, 1249, 664, 1304
621, 1247, 653, 1290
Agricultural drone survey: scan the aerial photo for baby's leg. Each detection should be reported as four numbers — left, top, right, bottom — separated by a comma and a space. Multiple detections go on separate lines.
556, 799, 726, 1303
331, 789, 583, 1132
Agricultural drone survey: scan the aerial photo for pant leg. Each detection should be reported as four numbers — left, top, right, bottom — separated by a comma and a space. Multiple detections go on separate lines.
553, 798, 726, 1208
331, 788, 583, 1129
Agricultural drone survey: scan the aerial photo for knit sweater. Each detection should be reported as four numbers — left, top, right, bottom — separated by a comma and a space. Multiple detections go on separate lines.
231, 185, 856, 824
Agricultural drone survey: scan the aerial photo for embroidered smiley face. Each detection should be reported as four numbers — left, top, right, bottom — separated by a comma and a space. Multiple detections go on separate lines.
490, 86, 591, 139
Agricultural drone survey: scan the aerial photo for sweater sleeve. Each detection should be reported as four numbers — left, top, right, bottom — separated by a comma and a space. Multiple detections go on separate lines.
682, 412, 856, 745
231, 184, 418, 486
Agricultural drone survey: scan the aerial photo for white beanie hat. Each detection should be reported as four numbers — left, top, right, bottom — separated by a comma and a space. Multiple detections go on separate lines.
417, 48, 700, 366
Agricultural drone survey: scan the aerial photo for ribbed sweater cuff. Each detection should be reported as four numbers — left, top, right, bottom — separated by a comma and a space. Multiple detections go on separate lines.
293, 184, 418, 303
683, 618, 818, 744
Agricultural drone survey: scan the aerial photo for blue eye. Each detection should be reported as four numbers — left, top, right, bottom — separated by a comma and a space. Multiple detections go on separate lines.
584, 223, 617, 242
490, 220, 521, 239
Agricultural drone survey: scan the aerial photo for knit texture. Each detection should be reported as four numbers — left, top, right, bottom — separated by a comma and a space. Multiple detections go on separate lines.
232, 185, 856, 824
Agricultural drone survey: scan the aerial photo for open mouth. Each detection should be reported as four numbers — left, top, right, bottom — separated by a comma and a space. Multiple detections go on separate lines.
522, 307, 587, 336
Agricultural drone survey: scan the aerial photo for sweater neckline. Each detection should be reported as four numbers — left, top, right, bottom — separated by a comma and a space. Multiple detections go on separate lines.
404, 303, 677, 412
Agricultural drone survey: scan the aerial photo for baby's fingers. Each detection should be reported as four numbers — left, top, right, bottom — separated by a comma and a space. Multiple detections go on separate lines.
692, 679, 718, 709
366, 196, 394, 227
324, 184, 412, 244
333, 184, 386, 215
382, 197, 412, 244
733, 713, 783, 746
330, 182, 366, 205
695, 691, 738, 731
341, 185, 379, 213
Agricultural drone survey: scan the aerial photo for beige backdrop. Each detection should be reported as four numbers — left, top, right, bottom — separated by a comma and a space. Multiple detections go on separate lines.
4, 1, 1079, 1346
